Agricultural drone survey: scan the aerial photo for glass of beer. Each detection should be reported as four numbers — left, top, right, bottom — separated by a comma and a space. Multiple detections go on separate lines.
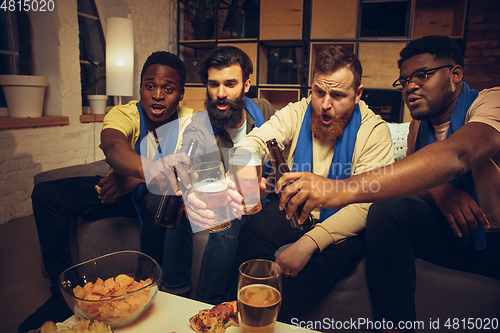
191, 161, 231, 233
237, 259, 282, 333
228, 146, 263, 215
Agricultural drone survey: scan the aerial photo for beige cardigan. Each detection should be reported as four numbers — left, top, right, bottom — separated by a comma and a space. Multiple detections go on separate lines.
238, 96, 394, 251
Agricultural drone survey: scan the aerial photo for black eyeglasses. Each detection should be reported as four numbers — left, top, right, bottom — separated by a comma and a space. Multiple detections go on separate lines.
392, 65, 454, 92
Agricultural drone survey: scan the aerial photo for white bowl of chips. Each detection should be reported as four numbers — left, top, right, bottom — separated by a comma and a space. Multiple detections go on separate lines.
59, 251, 162, 327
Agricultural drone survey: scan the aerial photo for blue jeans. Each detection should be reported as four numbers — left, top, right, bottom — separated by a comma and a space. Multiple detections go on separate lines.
161, 213, 249, 304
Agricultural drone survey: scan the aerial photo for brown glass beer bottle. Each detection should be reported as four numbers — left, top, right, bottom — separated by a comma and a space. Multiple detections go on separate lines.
154, 138, 199, 228
266, 138, 315, 230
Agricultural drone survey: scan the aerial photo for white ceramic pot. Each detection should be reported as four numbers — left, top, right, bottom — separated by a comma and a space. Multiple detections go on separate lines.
0, 75, 48, 118
87, 95, 108, 114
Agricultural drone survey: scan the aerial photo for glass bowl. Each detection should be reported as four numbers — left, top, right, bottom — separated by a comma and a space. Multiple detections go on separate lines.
59, 251, 162, 327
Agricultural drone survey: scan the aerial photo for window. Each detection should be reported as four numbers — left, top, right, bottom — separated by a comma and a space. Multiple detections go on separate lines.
77, 0, 112, 107
0, 10, 20, 108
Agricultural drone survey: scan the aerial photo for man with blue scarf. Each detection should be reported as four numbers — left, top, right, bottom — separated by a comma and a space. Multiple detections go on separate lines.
282, 36, 500, 332
21, 52, 194, 333
230, 46, 394, 322
363, 35, 500, 333
160, 46, 275, 304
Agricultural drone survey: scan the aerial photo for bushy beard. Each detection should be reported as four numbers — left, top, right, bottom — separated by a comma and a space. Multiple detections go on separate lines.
310, 109, 353, 141
205, 88, 245, 132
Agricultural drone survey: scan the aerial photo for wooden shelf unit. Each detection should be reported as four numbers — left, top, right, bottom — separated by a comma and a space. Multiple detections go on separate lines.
307, 0, 468, 122
180, 86, 207, 113
259, 0, 303, 41
357, 41, 407, 89
177, 0, 468, 121
177, 0, 309, 112
258, 88, 301, 111
310, 0, 358, 39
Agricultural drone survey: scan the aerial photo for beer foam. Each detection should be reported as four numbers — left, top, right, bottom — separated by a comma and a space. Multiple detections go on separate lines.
229, 155, 261, 166
193, 178, 228, 192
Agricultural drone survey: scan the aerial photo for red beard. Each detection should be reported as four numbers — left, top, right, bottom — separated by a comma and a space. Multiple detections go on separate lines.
310, 110, 352, 141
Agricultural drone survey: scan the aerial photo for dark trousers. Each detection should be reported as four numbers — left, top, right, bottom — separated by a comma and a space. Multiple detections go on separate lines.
31, 176, 165, 295
231, 194, 365, 323
366, 196, 500, 323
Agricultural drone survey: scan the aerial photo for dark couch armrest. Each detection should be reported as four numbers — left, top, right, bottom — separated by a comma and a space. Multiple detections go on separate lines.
34, 160, 109, 186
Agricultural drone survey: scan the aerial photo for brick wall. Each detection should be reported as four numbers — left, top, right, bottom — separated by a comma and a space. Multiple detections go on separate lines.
0, 124, 104, 224
463, 0, 500, 90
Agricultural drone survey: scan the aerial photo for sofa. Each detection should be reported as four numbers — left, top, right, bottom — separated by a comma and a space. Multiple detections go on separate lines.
34, 123, 500, 332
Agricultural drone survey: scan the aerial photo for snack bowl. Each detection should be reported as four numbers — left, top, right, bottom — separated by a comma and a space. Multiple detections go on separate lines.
59, 251, 162, 327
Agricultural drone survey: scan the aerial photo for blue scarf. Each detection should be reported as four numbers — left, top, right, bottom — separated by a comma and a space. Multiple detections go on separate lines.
244, 96, 266, 127
132, 101, 179, 223
415, 82, 485, 250
293, 103, 361, 221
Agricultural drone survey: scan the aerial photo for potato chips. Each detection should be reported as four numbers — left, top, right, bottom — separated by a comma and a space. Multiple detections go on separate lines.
40, 319, 112, 333
72, 274, 152, 322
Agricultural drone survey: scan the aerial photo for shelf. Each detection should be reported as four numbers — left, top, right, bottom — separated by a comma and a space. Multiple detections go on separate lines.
180, 47, 215, 84
260, 0, 303, 40
180, 87, 207, 113
258, 40, 304, 47
258, 88, 301, 111
179, 40, 218, 48
0, 116, 69, 130
360, 0, 409, 37
412, 0, 467, 38
216, 2, 259, 39
217, 38, 258, 43
311, 0, 358, 39
176, 0, 469, 122
258, 44, 303, 85
358, 41, 407, 89
361, 88, 403, 123
257, 84, 301, 88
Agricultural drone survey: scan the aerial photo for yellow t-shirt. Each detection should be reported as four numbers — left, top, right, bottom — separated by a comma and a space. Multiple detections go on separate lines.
102, 100, 194, 158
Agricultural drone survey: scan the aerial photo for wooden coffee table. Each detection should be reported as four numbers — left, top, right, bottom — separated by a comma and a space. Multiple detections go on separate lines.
62, 291, 320, 332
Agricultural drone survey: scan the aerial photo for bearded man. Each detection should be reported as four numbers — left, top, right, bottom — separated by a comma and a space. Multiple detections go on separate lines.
160, 46, 275, 305
229, 45, 394, 322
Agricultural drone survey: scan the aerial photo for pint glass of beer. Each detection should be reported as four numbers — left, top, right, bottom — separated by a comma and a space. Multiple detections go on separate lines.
228, 146, 263, 215
191, 161, 231, 232
237, 259, 282, 333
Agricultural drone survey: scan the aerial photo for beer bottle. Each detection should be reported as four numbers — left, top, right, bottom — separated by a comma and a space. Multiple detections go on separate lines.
266, 139, 315, 230
154, 138, 199, 228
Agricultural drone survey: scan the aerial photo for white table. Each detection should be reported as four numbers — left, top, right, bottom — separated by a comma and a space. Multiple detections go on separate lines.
64, 291, 320, 332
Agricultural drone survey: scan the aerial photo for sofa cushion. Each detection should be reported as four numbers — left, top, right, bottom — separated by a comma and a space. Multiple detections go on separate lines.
34, 160, 109, 186
387, 122, 410, 161
298, 258, 500, 332
76, 216, 142, 263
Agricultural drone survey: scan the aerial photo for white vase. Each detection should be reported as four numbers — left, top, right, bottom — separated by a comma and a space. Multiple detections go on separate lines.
87, 95, 108, 114
0, 75, 48, 118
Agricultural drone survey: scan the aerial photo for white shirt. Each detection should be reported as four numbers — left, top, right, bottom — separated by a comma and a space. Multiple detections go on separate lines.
226, 120, 247, 145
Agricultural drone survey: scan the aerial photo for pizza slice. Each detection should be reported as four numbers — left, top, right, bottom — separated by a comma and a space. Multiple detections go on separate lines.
189, 301, 239, 333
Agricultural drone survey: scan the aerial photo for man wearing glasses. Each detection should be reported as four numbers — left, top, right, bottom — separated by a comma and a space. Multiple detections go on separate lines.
274, 35, 500, 331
